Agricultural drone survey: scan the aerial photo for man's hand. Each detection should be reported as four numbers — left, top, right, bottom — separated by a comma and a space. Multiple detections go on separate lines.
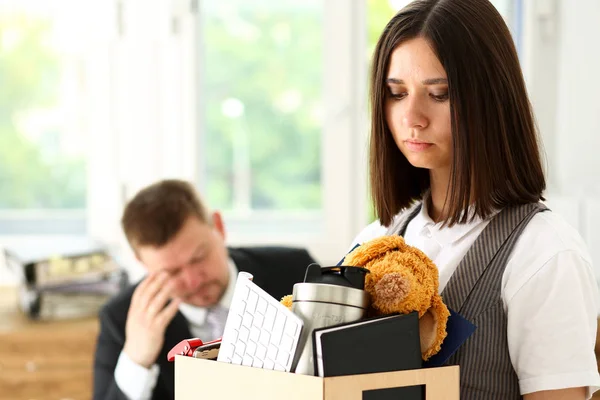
123, 272, 182, 368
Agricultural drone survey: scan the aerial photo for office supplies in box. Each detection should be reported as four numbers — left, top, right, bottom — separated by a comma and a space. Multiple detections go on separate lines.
340, 235, 451, 361
217, 271, 304, 372
168, 338, 222, 361
422, 308, 477, 368
312, 312, 422, 378
289, 264, 371, 376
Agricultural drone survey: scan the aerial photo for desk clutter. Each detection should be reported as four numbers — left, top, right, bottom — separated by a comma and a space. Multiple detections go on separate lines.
3, 239, 127, 320
170, 237, 477, 400
217, 272, 304, 372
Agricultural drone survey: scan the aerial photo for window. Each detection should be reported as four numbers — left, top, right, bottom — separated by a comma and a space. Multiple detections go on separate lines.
195, 0, 370, 263
199, 0, 323, 214
0, 1, 97, 234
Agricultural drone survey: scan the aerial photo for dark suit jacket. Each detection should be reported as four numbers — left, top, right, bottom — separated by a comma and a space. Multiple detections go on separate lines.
93, 246, 315, 400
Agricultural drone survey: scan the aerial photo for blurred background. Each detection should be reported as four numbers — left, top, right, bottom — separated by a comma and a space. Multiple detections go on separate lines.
0, 0, 599, 398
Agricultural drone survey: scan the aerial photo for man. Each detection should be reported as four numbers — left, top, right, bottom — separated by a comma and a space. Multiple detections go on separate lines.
93, 179, 316, 400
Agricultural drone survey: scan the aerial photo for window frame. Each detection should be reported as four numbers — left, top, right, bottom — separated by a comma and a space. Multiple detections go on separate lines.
191, 0, 370, 264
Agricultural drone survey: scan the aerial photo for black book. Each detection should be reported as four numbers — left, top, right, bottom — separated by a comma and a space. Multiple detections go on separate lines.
312, 311, 422, 377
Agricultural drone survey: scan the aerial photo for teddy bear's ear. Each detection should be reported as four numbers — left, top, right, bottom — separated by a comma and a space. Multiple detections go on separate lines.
419, 295, 450, 360
419, 308, 437, 357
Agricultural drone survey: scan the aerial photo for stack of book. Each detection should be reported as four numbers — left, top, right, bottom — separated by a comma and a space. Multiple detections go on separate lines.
4, 240, 127, 320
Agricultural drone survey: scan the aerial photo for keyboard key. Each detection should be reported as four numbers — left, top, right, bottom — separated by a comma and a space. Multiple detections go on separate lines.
239, 284, 249, 301
246, 340, 257, 356
232, 354, 243, 365
247, 291, 259, 312
284, 319, 298, 337
220, 343, 235, 360
242, 312, 253, 329
233, 300, 247, 315
242, 354, 253, 366
257, 297, 268, 315
267, 344, 278, 361
273, 312, 286, 344
264, 359, 275, 370
250, 327, 260, 343
226, 328, 239, 344
239, 326, 250, 343
259, 330, 271, 346
252, 358, 264, 368
229, 314, 243, 331
280, 334, 294, 352
256, 344, 267, 360
274, 363, 286, 372
265, 305, 277, 330
276, 350, 289, 367
253, 312, 265, 328
235, 341, 246, 356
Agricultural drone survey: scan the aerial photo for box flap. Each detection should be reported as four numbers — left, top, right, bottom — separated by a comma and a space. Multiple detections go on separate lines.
175, 356, 323, 400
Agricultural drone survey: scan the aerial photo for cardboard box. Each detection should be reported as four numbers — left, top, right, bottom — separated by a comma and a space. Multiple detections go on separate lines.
175, 356, 459, 400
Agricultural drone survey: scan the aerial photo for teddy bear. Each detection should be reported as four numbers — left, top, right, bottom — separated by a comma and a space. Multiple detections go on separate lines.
281, 235, 450, 361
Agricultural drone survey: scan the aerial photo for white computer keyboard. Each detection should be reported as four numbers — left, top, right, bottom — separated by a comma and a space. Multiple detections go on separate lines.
217, 272, 303, 372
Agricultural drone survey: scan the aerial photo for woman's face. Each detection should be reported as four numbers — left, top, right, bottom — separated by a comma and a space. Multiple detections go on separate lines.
384, 37, 452, 174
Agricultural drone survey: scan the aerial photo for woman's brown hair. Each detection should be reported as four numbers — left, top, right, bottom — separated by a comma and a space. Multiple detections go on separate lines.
370, 0, 545, 227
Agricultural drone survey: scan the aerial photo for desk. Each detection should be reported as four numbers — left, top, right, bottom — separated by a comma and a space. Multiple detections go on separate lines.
0, 287, 99, 400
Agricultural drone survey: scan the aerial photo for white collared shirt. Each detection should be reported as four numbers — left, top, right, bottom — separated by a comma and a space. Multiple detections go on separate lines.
350, 201, 600, 397
178, 260, 237, 340
114, 259, 238, 400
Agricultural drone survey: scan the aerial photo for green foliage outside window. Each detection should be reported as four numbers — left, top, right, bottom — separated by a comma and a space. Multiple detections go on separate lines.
202, 0, 396, 212
0, 1, 397, 213
0, 15, 86, 209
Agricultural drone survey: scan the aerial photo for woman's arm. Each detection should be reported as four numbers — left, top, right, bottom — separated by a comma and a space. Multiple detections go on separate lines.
524, 387, 586, 400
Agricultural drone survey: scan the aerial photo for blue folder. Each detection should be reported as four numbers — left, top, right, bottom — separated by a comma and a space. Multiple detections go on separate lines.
423, 308, 476, 367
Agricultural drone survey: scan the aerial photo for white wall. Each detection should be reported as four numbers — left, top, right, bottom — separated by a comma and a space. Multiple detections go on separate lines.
524, 0, 600, 277
555, 0, 600, 276
554, 0, 600, 197
87, 0, 199, 249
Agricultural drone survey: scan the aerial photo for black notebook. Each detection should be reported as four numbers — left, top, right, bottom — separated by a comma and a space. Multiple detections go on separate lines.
312, 312, 422, 378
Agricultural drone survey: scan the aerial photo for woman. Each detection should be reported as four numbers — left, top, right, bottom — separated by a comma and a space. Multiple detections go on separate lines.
351, 0, 600, 399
